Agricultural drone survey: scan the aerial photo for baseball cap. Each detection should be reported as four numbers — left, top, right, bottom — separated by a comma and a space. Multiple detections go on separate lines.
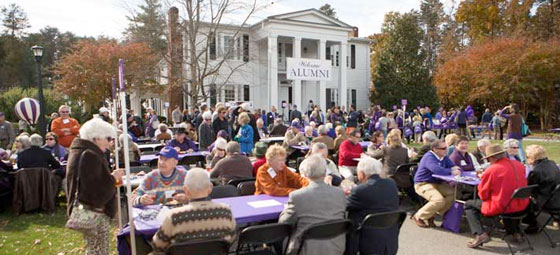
156, 146, 179, 160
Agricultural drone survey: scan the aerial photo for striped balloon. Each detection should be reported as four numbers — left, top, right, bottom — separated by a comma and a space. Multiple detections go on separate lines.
14, 97, 40, 125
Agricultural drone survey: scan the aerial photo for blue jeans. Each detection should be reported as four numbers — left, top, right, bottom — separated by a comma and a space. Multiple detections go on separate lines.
517, 139, 526, 163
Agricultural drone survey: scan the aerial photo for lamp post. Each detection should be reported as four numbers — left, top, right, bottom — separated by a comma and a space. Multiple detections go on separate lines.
555, 82, 560, 127
31, 45, 46, 136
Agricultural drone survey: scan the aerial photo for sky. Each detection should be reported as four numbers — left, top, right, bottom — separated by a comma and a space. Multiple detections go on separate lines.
4, 0, 457, 39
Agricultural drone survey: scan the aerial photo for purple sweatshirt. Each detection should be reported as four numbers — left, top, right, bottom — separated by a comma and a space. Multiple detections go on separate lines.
414, 151, 456, 184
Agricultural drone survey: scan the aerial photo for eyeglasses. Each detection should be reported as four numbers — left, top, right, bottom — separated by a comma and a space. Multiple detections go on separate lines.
511, 146, 519, 149
60, 111, 69, 113
46, 138, 55, 141
435, 147, 448, 151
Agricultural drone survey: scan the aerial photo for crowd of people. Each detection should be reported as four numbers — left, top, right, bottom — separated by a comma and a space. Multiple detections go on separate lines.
0, 100, 558, 255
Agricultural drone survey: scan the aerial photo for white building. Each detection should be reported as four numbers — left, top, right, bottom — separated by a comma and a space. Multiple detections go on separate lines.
132, 8, 371, 117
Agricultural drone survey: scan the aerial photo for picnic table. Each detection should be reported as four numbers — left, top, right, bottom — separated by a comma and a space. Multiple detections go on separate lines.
259, 137, 284, 143
137, 143, 165, 152
291, 141, 371, 152
116, 194, 289, 255
139, 151, 209, 164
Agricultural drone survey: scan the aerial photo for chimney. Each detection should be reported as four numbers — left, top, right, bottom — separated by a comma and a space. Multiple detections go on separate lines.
167, 7, 184, 115
352, 27, 359, 37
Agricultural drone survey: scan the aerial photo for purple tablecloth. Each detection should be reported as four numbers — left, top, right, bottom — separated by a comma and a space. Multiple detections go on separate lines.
117, 194, 288, 255
291, 145, 309, 151
432, 171, 480, 186
139, 151, 208, 164
359, 141, 371, 148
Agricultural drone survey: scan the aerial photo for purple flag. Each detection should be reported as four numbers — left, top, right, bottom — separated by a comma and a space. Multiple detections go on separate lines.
118, 59, 125, 91
111, 77, 116, 100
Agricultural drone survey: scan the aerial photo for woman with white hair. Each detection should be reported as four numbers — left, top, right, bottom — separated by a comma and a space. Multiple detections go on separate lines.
117, 133, 141, 165
65, 118, 124, 255
503, 139, 521, 162
9, 134, 31, 164
154, 123, 173, 141
208, 137, 227, 168
347, 157, 400, 255
234, 112, 254, 154
198, 111, 216, 150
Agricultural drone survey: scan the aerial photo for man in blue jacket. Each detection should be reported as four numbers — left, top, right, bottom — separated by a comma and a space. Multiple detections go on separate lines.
412, 139, 461, 228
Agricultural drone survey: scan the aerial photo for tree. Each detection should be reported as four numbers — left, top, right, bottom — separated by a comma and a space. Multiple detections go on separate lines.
420, 0, 445, 76
455, 0, 509, 42
434, 37, 560, 129
1, 3, 30, 37
176, 0, 261, 107
370, 11, 439, 109
124, 0, 167, 56
53, 39, 161, 112
319, 4, 337, 18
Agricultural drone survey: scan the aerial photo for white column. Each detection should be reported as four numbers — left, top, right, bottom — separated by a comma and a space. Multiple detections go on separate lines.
293, 37, 302, 109
339, 42, 348, 109
319, 39, 327, 112
268, 36, 278, 109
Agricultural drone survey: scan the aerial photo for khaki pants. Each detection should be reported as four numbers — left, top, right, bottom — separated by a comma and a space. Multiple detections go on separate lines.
339, 166, 357, 183
414, 182, 455, 220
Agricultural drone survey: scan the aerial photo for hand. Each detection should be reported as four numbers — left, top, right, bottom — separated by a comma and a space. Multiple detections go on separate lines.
451, 166, 461, 176
140, 194, 156, 205
187, 149, 194, 153
172, 193, 188, 204
174, 147, 181, 152
323, 175, 333, 186
111, 169, 124, 182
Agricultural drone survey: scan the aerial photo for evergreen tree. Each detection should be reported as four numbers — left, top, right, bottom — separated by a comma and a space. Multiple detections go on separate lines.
124, 0, 167, 56
319, 4, 337, 18
1, 3, 30, 37
371, 11, 439, 109
420, 0, 444, 77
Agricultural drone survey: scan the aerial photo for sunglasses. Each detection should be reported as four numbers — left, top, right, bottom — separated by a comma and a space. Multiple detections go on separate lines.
46, 137, 55, 141
511, 146, 519, 149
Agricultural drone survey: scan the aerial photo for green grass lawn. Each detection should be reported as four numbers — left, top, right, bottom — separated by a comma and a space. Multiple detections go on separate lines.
0, 138, 558, 255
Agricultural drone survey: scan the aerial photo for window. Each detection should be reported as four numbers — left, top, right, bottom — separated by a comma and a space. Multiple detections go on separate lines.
210, 84, 217, 106
278, 43, 282, 63
223, 35, 233, 59
243, 85, 250, 101
236, 37, 241, 60
209, 32, 216, 60
350, 44, 356, 69
288, 86, 293, 104
224, 85, 235, 102
326, 47, 331, 60
351, 89, 357, 108
243, 34, 249, 62
336, 51, 339, 66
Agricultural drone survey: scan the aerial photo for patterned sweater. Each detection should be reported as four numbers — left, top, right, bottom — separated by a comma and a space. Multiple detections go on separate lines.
133, 168, 187, 206
152, 198, 236, 251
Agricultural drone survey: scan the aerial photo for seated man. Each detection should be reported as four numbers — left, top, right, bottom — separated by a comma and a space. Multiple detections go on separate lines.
269, 118, 288, 137
312, 125, 334, 150
133, 146, 188, 206
210, 141, 253, 182
152, 168, 236, 252
166, 128, 198, 153
279, 154, 346, 255
17, 134, 61, 170
282, 120, 307, 160
472, 138, 491, 165
310, 142, 342, 186
338, 129, 364, 182
255, 144, 308, 196
412, 139, 460, 228
411, 131, 437, 163
346, 157, 400, 255
464, 145, 529, 247
523, 145, 560, 233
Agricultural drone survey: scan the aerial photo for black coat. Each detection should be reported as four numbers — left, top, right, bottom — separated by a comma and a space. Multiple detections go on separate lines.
17, 146, 61, 170
528, 158, 560, 210
346, 174, 400, 255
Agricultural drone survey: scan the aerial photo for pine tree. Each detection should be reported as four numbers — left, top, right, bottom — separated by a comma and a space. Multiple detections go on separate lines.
319, 4, 337, 18
124, 0, 167, 56
1, 3, 30, 37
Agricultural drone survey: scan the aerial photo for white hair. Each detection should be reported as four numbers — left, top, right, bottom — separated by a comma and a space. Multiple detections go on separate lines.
317, 125, 328, 135
357, 157, 383, 176
503, 139, 519, 149
477, 138, 491, 148
422, 131, 437, 143
311, 142, 327, 153
79, 118, 117, 141
326, 123, 333, 130
241, 102, 252, 111
214, 137, 227, 150
184, 168, 211, 192
304, 126, 313, 133
309, 121, 316, 127
299, 154, 326, 180
29, 134, 43, 147
202, 111, 212, 120
256, 118, 264, 125
119, 133, 132, 144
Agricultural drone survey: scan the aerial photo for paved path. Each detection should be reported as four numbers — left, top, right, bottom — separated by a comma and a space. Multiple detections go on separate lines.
397, 208, 559, 255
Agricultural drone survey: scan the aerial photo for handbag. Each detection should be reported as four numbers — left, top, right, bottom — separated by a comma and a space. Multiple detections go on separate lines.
65, 151, 107, 233
442, 202, 464, 233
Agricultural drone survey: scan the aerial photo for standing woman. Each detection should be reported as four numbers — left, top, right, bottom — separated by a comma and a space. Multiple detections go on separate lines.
500, 103, 525, 162
235, 112, 254, 155
66, 118, 123, 255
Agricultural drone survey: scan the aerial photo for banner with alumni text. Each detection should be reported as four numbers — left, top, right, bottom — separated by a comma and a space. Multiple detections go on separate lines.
287, 57, 332, 81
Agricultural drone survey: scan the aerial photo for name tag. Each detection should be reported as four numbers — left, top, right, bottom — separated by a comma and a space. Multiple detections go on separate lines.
460, 160, 467, 166
62, 119, 70, 124
165, 190, 175, 199
267, 168, 277, 178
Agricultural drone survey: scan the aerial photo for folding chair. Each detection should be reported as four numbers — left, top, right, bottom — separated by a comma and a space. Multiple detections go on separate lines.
166, 238, 230, 255
210, 185, 239, 199
228, 177, 256, 187
129, 166, 151, 175
359, 210, 407, 231
296, 219, 353, 255
493, 184, 538, 255
535, 183, 560, 248
236, 223, 292, 255
237, 181, 256, 196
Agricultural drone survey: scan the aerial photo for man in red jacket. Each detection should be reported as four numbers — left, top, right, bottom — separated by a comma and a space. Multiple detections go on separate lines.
464, 144, 529, 248
338, 129, 363, 182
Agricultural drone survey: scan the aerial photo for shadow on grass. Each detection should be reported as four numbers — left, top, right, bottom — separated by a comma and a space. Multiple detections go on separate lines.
0, 202, 69, 232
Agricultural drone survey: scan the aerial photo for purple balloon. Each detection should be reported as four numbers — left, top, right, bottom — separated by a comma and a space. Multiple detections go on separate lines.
14, 97, 40, 125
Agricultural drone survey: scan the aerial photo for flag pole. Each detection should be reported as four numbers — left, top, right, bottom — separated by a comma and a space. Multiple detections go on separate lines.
119, 59, 136, 255
112, 77, 122, 229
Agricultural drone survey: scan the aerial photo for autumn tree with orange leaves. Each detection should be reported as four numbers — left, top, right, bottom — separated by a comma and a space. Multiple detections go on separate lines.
53, 39, 161, 112
435, 37, 560, 129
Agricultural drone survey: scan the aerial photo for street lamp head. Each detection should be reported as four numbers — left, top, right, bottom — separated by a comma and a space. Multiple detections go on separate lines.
31, 45, 44, 58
